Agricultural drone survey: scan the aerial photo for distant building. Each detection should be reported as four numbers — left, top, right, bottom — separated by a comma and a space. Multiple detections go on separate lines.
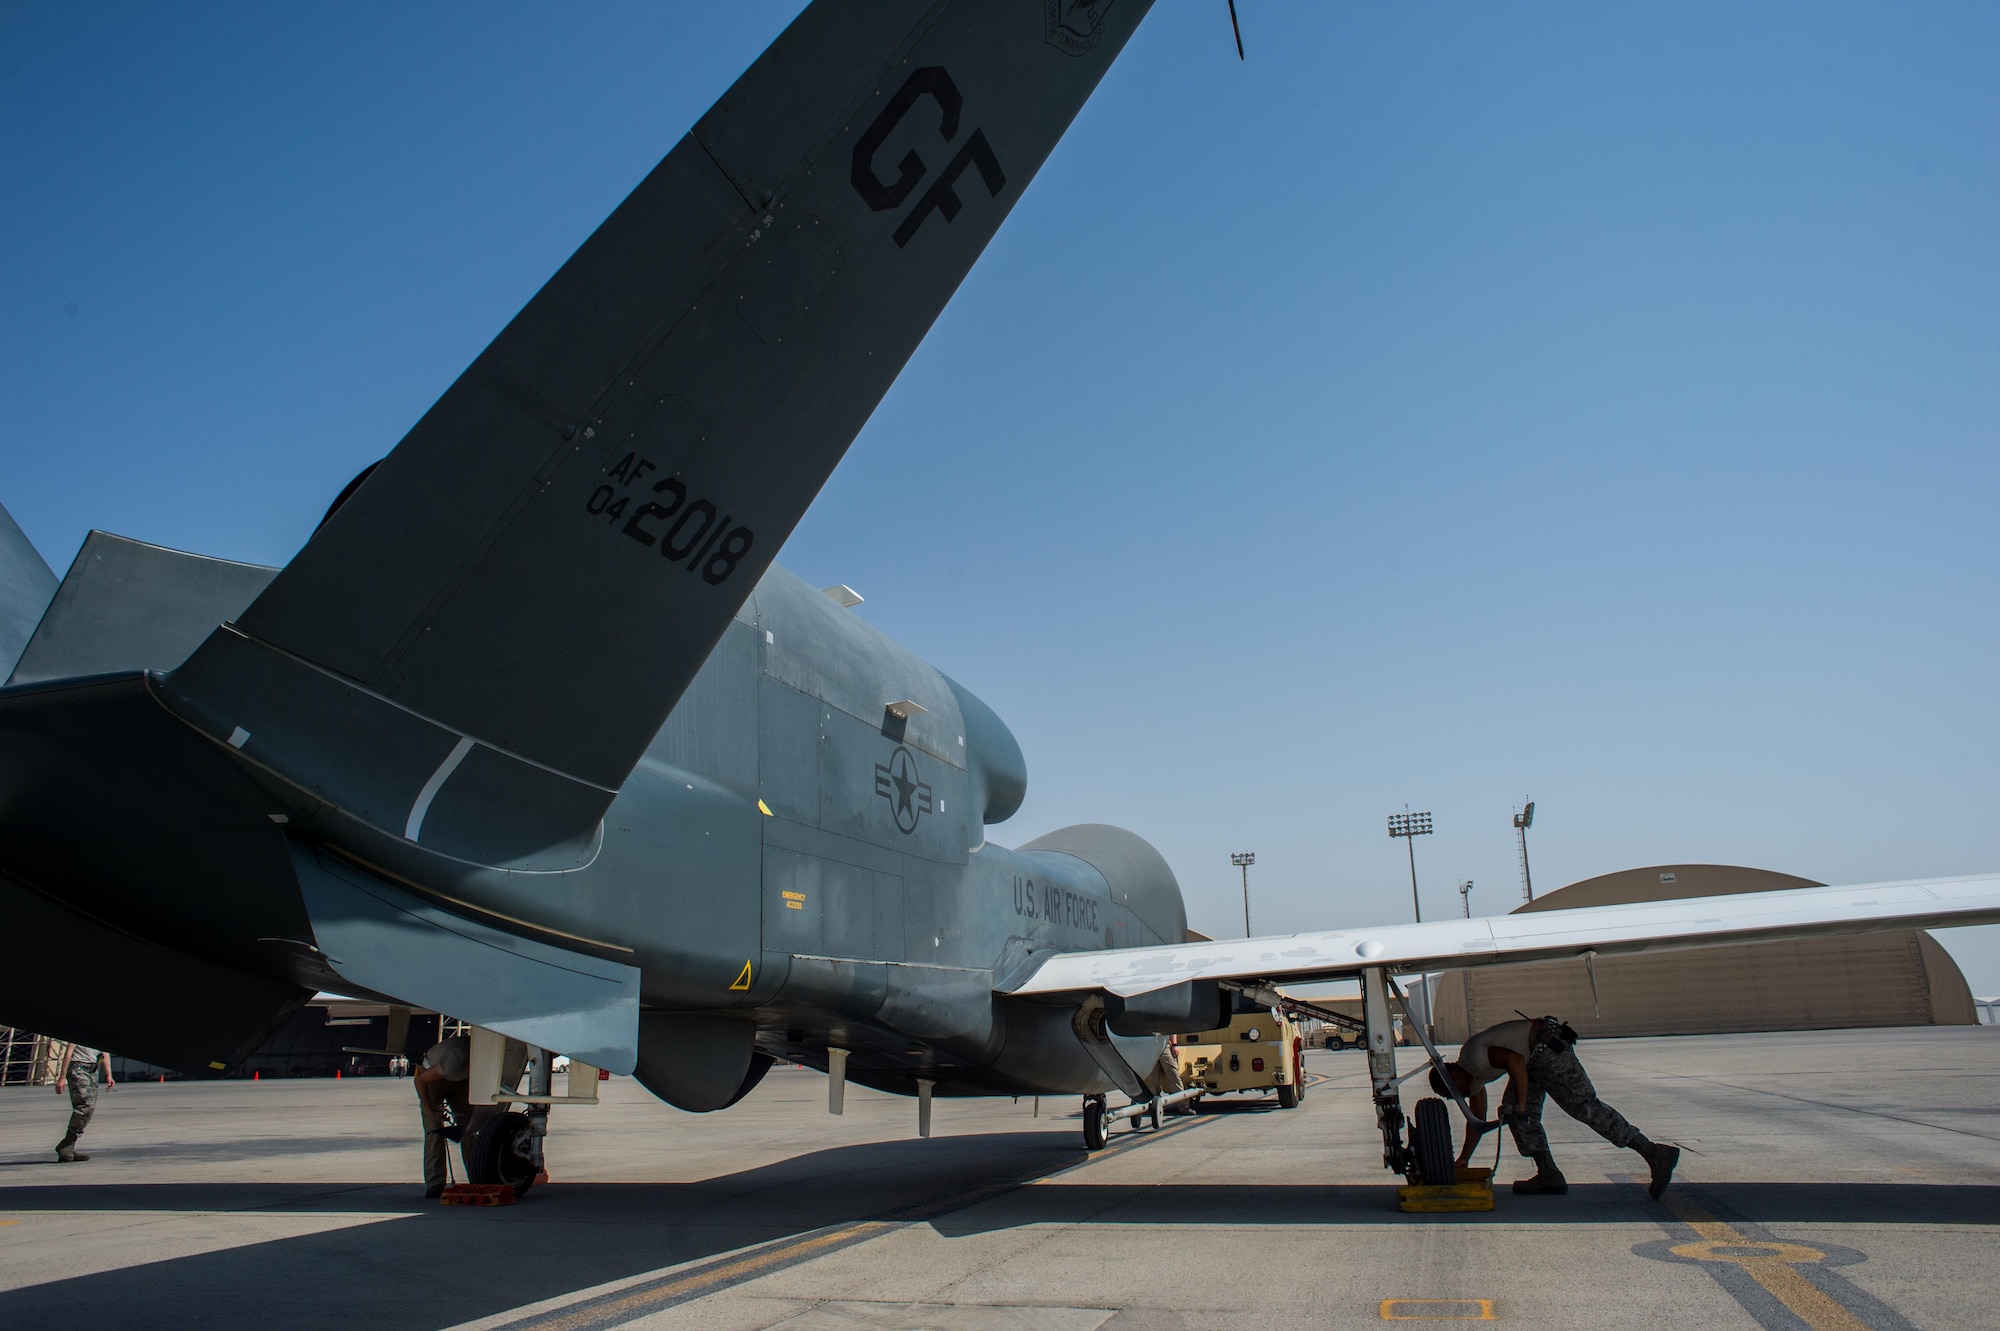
1432, 864, 1977, 1043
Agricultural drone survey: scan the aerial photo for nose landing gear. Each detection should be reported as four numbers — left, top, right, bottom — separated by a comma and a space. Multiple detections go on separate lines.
1082, 1094, 1108, 1150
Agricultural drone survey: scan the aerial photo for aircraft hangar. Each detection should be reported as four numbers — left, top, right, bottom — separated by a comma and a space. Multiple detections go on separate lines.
1430, 864, 1979, 1043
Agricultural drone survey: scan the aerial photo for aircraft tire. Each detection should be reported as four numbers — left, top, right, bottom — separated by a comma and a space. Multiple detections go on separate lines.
1277, 1082, 1300, 1109
1082, 1099, 1107, 1151
1413, 1097, 1455, 1187
465, 1111, 539, 1197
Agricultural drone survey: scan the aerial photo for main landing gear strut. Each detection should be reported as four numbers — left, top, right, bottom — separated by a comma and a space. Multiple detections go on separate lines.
458, 1034, 606, 1197
1361, 967, 1506, 1188
464, 1047, 552, 1196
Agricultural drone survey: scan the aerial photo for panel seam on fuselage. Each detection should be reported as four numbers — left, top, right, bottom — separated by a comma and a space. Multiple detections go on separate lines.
789, 954, 990, 975
190, 624, 620, 792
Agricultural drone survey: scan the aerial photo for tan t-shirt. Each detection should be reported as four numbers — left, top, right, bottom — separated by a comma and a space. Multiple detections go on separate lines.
422, 1036, 470, 1082
1456, 1019, 1534, 1084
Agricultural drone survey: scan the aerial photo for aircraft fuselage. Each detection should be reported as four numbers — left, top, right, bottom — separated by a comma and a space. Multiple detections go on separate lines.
0, 549, 1188, 1104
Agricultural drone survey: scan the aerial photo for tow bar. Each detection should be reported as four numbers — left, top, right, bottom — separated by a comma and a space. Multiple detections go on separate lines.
1105, 1085, 1204, 1130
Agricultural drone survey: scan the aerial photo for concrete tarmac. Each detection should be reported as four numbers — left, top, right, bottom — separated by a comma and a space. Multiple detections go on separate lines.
2, 1028, 1995, 1330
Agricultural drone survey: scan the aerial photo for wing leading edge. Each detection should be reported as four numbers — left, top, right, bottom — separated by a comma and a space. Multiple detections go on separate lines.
1003, 874, 2000, 998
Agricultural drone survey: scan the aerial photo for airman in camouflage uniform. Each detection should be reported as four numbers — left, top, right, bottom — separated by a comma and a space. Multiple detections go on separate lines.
54, 1042, 112, 1162
1431, 1016, 1679, 1199
1512, 1035, 1644, 1155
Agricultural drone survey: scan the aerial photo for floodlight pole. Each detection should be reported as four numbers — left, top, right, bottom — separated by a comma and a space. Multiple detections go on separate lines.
1405, 837, 1420, 922
1459, 879, 1473, 918
1231, 852, 1256, 937
1513, 800, 1537, 904
1385, 809, 1435, 1042
1385, 809, 1432, 924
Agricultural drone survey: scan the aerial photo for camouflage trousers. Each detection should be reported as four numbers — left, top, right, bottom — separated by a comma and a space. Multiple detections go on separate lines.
1505, 1042, 1646, 1160
60, 1063, 98, 1145
420, 1079, 473, 1189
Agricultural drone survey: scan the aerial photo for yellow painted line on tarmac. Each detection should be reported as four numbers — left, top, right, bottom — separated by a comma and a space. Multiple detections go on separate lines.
0, 1219, 18, 1228
1659, 1193, 1867, 1331
495, 1112, 1226, 1330
520, 1220, 894, 1331
1379, 1298, 1494, 1320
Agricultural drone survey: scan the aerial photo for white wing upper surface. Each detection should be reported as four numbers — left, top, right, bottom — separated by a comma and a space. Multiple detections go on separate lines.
1003, 874, 2000, 998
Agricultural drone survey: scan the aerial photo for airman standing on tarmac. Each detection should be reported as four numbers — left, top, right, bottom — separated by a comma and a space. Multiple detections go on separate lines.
53, 1041, 113, 1162
1431, 1015, 1679, 1198
1152, 1037, 1193, 1115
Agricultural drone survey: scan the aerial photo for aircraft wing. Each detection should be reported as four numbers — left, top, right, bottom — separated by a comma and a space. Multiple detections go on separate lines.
161, 2, 1157, 861
1004, 874, 2000, 998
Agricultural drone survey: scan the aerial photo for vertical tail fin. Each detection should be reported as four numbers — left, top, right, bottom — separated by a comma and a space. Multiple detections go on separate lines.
165, 0, 1158, 864
0, 502, 57, 680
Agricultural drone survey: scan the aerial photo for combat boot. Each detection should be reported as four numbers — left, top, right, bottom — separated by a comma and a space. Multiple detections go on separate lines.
55, 1142, 88, 1163
1511, 1153, 1567, 1195
1641, 1142, 1680, 1200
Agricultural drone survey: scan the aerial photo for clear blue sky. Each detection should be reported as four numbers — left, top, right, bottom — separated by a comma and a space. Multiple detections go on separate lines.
6, 4, 1998, 988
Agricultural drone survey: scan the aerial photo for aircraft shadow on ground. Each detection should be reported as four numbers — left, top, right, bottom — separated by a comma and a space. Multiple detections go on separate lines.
0, 1135, 407, 1169
1, 1130, 1993, 1331
0, 1132, 1075, 1331
926, 1180, 2000, 1235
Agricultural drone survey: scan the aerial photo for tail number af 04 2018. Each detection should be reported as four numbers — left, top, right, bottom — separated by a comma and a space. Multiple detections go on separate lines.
586, 451, 755, 586
851, 66, 1006, 250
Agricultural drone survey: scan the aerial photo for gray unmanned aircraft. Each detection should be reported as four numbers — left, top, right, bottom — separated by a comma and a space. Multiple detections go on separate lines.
4, 0, 1998, 1192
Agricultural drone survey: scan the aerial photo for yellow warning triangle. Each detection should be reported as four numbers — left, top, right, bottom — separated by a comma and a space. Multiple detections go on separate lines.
729, 960, 753, 991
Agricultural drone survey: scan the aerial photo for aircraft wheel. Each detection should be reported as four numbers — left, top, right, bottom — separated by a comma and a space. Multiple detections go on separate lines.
1277, 1082, 1300, 1109
1082, 1098, 1107, 1151
465, 1111, 539, 1197
1412, 1096, 1455, 1187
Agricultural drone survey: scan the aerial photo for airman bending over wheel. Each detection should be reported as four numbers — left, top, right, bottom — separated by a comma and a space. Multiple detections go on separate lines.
1430, 1016, 1679, 1199
412, 1034, 529, 1198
